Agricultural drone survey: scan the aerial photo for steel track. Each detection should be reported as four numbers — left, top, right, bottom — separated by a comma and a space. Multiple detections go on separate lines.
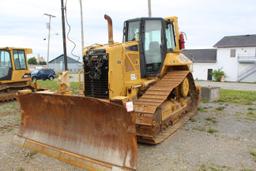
0, 83, 33, 103
134, 70, 199, 144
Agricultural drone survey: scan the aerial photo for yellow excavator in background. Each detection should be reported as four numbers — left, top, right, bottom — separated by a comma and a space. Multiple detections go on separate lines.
0, 47, 35, 102
16, 15, 200, 170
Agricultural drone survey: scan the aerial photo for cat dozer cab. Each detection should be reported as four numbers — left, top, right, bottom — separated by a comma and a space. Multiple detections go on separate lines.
16, 15, 200, 170
0, 47, 34, 102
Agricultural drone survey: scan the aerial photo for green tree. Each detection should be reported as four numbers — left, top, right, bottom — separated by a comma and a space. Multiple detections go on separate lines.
39, 61, 47, 65
28, 57, 37, 65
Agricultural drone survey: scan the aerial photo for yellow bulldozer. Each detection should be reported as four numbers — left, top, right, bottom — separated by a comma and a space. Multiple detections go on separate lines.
0, 47, 35, 102
16, 15, 200, 170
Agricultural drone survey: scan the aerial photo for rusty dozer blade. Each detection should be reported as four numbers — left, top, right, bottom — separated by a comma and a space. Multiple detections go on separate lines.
15, 93, 137, 171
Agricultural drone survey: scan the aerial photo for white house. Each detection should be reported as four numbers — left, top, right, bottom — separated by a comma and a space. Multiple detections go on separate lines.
183, 34, 256, 82
49, 54, 83, 73
214, 34, 256, 82
182, 49, 217, 81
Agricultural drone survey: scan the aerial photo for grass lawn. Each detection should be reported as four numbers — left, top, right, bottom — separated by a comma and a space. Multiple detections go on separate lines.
219, 89, 256, 105
37, 81, 256, 105
37, 80, 80, 94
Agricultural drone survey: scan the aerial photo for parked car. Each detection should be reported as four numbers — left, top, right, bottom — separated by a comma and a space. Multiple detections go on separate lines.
31, 69, 56, 81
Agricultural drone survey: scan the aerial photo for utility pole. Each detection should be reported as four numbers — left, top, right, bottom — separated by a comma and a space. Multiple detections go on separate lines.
148, 0, 152, 17
44, 13, 56, 68
79, 0, 85, 60
61, 0, 68, 71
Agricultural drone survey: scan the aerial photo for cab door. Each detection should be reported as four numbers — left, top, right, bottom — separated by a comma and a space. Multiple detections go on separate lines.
12, 49, 29, 82
0, 50, 12, 81
13, 49, 27, 71
140, 19, 166, 77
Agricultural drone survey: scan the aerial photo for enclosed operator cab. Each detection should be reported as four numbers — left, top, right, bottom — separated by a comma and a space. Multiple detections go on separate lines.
0, 47, 32, 83
124, 18, 175, 78
123, 17, 177, 78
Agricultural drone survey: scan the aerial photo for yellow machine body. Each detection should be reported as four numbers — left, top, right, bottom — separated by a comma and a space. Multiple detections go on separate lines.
85, 17, 192, 102
17, 16, 200, 170
0, 47, 33, 101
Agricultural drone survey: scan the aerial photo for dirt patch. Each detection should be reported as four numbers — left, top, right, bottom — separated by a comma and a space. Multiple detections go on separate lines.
0, 101, 255, 170
0, 102, 19, 117
0, 103, 20, 134
137, 101, 256, 170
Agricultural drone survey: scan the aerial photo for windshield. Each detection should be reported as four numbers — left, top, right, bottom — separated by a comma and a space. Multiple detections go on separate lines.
144, 20, 163, 75
13, 50, 27, 70
0, 50, 12, 79
126, 21, 141, 42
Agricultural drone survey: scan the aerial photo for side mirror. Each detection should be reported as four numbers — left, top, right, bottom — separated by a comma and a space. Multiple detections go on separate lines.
179, 32, 186, 50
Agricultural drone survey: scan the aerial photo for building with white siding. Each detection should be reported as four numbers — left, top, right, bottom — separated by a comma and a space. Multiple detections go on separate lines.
183, 49, 217, 81
183, 34, 256, 82
214, 34, 256, 82
48, 54, 82, 73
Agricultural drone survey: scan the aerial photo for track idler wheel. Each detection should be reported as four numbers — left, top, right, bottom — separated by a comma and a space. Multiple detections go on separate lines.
180, 77, 190, 97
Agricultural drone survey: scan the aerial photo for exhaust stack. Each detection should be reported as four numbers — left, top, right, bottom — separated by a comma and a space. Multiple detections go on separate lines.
104, 14, 114, 44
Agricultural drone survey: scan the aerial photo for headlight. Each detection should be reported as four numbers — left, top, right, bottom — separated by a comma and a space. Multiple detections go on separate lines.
22, 73, 31, 78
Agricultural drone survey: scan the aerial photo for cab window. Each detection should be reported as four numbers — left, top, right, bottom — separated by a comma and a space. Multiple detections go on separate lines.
144, 20, 163, 74
127, 21, 140, 41
0, 50, 12, 79
13, 50, 27, 70
165, 23, 176, 50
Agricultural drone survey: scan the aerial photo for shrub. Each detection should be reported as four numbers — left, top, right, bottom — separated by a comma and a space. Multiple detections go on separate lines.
212, 68, 225, 82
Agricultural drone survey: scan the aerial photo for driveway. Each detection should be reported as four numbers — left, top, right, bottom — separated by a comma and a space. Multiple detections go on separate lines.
197, 81, 256, 91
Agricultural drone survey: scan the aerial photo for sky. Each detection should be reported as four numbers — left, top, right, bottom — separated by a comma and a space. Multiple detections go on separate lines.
0, 0, 256, 61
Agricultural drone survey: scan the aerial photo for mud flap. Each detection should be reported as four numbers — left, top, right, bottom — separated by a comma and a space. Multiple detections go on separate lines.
16, 93, 137, 171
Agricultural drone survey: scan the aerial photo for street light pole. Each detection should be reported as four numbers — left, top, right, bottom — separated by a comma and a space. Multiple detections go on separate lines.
61, 0, 68, 71
79, 0, 85, 60
44, 13, 56, 68
148, 0, 152, 17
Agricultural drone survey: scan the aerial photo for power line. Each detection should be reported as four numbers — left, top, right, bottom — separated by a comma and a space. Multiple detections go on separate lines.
65, 0, 80, 61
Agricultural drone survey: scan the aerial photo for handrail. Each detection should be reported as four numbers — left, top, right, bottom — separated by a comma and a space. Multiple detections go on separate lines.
78, 70, 84, 95
238, 55, 256, 59
238, 65, 256, 81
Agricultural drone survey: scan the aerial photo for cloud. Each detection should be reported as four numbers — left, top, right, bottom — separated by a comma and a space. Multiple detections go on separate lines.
0, 0, 256, 59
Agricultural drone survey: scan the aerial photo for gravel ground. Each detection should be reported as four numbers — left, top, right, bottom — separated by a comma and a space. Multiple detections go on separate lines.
69, 73, 80, 82
197, 81, 256, 91
0, 101, 256, 171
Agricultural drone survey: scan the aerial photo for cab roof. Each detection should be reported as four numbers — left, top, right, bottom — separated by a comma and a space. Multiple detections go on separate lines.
0, 47, 32, 54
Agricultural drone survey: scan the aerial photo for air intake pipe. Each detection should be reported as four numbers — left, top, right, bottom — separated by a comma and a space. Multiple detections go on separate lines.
104, 14, 114, 45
